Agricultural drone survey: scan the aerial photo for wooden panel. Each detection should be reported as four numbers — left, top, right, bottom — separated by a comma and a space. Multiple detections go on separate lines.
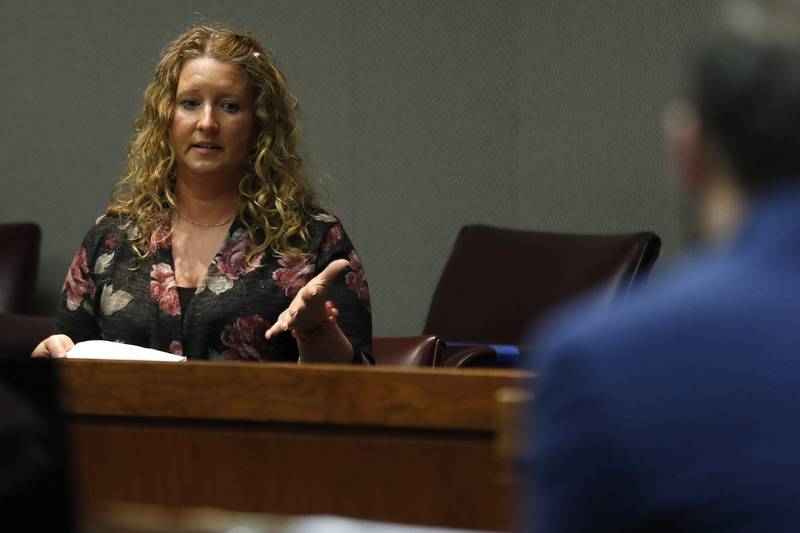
59, 360, 531, 431
60, 361, 532, 530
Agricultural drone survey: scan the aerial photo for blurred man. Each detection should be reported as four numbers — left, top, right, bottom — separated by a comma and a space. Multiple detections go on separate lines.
526, 1, 800, 531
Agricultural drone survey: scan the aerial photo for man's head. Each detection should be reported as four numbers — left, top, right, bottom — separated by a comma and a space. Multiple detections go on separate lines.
667, 0, 800, 237
693, 0, 800, 192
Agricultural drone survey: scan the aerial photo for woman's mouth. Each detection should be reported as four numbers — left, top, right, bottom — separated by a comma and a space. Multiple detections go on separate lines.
191, 143, 223, 153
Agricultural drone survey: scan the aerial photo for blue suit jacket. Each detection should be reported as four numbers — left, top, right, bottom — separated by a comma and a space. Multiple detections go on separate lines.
526, 185, 800, 532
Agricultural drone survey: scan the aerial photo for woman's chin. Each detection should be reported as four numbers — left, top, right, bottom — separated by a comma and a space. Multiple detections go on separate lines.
177, 164, 238, 182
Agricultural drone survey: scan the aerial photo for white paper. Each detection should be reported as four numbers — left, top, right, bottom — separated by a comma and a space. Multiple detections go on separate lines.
66, 340, 186, 362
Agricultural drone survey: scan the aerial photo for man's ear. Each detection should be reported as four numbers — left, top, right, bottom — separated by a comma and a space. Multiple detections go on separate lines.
663, 101, 714, 198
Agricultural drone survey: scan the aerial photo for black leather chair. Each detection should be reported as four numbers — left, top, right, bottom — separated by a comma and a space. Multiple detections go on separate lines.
423, 225, 661, 367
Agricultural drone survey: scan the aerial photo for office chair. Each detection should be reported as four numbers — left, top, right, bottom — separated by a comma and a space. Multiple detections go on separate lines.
0, 223, 42, 314
0, 313, 56, 359
423, 225, 661, 367
372, 335, 446, 367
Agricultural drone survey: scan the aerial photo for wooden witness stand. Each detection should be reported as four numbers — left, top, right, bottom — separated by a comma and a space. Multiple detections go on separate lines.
58, 360, 533, 531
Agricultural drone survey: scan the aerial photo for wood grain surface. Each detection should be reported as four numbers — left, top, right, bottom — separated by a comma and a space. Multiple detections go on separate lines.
59, 360, 532, 431
59, 361, 533, 530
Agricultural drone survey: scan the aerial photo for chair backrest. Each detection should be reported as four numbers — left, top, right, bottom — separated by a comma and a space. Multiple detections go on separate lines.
0, 223, 42, 314
0, 313, 56, 358
372, 336, 446, 367
423, 225, 661, 346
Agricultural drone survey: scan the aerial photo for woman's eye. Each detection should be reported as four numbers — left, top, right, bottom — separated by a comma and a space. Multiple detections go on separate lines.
180, 99, 200, 110
221, 102, 240, 113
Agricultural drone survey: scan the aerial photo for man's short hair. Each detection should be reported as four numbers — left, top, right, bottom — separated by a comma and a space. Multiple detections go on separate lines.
691, 0, 800, 192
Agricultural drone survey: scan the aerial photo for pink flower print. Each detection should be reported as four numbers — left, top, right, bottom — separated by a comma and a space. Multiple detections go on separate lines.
149, 263, 180, 316
147, 219, 172, 254
320, 224, 344, 253
63, 247, 96, 311
104, 237, 118, 250
169, 340, 183, 356
272, 256, 315, 297
221, 315, 270, 361
346, 251, 371, 312
216, 230, 264, 280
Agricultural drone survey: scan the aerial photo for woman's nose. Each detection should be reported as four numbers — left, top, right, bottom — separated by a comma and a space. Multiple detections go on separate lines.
197, 105, 219, 132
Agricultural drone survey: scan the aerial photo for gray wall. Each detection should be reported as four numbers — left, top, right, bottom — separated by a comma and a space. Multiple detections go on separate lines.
0, 1, 718, 336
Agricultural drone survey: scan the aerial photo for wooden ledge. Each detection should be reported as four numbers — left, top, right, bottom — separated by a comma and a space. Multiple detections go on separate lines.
58, 360, 533, 432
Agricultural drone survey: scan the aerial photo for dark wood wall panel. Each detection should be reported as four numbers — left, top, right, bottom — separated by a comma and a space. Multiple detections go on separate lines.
61, 361, 531, 531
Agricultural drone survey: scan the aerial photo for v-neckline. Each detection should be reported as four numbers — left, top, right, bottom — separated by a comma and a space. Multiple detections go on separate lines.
165, 215, 241, 294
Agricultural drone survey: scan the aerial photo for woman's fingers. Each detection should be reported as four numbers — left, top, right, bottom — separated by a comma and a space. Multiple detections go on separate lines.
314, 259, 349, 287
265, 296, 305, 338
265, 299, 341, 340
326, 301, 340, 319
31, 341, 48, 357
264, 261, 349, 340
302, 259, 349, 299
31, 334, 75, 358
265, 310, 291, 339
48, 335, 75, 357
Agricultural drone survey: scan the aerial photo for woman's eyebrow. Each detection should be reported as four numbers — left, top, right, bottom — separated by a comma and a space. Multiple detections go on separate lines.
176, 89, 246, 98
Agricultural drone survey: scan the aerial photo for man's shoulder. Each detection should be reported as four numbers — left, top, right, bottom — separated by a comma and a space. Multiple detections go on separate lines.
531, 249, 745, 370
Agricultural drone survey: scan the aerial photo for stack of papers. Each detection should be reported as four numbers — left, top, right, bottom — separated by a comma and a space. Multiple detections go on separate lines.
66, 340, 186, 362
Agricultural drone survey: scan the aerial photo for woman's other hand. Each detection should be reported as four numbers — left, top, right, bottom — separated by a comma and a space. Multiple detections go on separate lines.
265, 259, 349, 339
31, 335, 75, 358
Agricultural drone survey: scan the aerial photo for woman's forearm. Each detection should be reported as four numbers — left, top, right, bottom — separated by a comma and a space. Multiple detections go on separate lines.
296, 321, 355, 364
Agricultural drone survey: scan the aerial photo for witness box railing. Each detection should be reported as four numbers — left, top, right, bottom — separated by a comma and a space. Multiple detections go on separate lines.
58, 360, 533, 531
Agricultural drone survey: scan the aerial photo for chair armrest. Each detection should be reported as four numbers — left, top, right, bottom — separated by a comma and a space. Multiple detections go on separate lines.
372, 335, 446, 367
442, 343, 522, 368
442, 345, 498, 367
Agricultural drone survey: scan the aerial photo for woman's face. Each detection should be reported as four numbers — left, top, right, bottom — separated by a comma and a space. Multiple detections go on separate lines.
169, 56, 256, 184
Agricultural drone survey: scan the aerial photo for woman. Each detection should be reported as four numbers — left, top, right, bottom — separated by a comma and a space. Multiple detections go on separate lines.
32, 26, 372, 363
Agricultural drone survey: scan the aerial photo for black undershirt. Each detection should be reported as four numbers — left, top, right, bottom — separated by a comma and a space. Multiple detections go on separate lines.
177, 287, 196, 318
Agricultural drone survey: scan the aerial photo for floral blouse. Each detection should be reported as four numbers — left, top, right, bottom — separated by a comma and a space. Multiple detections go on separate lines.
56, 211, 373, 362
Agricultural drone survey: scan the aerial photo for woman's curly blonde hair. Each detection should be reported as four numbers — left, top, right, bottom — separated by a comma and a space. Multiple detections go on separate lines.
107, 25, 317, 262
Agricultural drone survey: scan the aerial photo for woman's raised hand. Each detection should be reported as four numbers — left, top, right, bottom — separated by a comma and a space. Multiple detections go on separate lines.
265, 259, 349, 340
31, 334, 75, 358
